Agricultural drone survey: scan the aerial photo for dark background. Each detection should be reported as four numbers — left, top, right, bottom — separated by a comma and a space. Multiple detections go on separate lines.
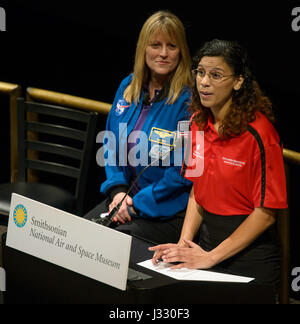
0, 0, 300, 299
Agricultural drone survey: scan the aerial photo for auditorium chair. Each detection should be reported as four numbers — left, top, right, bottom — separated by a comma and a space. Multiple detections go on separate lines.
0, 98, 98, 225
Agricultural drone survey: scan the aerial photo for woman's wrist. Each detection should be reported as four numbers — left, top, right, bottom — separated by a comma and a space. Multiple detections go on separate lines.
108, 185, 129, 201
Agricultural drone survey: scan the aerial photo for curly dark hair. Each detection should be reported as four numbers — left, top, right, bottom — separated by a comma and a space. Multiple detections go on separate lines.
190, 39, 275, 138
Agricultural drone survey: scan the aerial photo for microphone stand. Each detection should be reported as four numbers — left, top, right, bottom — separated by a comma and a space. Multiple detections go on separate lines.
92, 144, 177, 227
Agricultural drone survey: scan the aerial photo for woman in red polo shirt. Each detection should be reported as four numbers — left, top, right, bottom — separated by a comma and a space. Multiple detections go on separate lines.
150, 39, 288, 287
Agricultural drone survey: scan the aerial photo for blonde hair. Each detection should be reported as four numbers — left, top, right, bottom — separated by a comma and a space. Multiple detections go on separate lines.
124, 11, 192, 104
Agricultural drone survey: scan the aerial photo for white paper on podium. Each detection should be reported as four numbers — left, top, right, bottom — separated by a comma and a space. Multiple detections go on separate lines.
138, 260, 254, 283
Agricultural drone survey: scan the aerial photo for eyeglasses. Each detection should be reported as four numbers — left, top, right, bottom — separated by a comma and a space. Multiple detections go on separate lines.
193, 68, 235, 83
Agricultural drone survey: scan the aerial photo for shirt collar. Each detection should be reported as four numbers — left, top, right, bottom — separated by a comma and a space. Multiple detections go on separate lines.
143, 80, 170, 103
204, 113, 221, 140
205, 113, 216, 131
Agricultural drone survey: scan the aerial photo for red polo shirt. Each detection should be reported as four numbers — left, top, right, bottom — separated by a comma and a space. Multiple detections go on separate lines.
182, 112, 288, 215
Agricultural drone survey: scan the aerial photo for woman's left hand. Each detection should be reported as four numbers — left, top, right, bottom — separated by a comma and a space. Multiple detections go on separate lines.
161, 239, 217, 270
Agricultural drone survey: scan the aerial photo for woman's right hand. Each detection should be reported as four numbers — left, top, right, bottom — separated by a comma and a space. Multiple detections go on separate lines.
148, 239, 189, 265
109, 192, 132, 224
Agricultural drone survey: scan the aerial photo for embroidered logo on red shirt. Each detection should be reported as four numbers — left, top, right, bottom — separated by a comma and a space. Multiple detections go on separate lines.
193, 144, 204, 159
222, 157, 246, 167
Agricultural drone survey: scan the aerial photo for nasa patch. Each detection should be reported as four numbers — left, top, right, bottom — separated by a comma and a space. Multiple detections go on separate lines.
115, 99, 130, 117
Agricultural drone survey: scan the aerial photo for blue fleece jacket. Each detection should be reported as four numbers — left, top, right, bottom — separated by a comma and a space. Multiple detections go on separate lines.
100, 74, 192, 219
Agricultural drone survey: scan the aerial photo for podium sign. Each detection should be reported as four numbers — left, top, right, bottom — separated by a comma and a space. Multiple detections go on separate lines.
6, 194, 132, 291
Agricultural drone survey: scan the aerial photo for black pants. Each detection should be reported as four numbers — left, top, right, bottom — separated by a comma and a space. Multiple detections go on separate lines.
84, 198, 185, 244
199, 209, 281, 288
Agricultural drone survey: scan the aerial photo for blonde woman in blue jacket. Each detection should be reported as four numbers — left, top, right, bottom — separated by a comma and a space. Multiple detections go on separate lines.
86, 11, 193, 244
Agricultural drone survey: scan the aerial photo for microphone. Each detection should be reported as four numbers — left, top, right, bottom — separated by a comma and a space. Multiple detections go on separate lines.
92, 135, 183, 227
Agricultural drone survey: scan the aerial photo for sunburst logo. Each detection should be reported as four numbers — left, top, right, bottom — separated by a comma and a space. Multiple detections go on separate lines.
13, 204, 28, 228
